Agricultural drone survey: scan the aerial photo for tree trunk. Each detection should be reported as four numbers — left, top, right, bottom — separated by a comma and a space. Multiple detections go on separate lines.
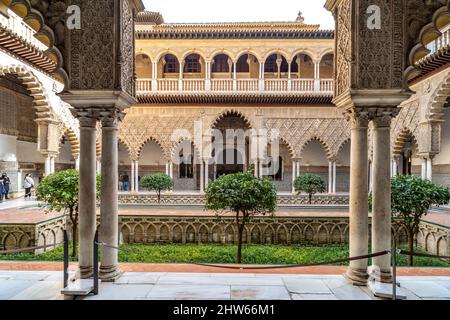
237, 222, 244, 264
309, 194, 312, 205
408, 229, 414, 266
157, 191, 161, 203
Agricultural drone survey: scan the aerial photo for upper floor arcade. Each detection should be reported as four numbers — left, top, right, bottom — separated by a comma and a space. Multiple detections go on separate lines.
134, 14, 335, 102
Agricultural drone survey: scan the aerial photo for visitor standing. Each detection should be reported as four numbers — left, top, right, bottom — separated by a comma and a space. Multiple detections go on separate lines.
2, 173, 10, 200
118, 174, 124, 191
0, 176, 6, 203
123, 173, 129, 191
23, 174, 34, 199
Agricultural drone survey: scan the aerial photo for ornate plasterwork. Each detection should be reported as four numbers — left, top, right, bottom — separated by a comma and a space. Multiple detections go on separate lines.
334, 0, 351, 97
121, 0, 135, 97
118, 106, 351, 162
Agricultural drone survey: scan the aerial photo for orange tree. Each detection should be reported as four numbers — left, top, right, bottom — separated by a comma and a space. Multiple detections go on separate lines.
205, 172, 277, 263
36, 169, 100, 258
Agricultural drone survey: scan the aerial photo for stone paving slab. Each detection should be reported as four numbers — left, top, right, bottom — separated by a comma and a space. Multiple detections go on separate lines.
0, 271, 450, 300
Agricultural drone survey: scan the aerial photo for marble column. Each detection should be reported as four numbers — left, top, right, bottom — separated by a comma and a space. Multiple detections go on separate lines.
345, 110, 369, 286
130, 161, 135, 192
75, 156, 80, 170
370, 113, 394, 283
99, 109, 122, 281
332, 161, 337, 194
135, 161, 139, 192
169, 161, 173, 179
44, 156, 51, 176
421, 158, 427, 180
77, 113, 98, 279
204, 161, 209, 190
328, 161, 333, 194
50, 156, 56, 174
200, 160, 204, 193
426, 157, 433, 181
292, 161, 297, 193
166, 162, 170, 175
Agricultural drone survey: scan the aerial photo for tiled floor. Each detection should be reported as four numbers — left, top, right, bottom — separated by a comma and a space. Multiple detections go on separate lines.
0, 270, 449, 300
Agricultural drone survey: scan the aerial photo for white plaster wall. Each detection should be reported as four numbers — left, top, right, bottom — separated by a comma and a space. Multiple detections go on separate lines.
0, 134, 17, 162
56, 139, 74, 164
301, 141, 329, 166
139, 141, 165, 165
16, 141, 45, 163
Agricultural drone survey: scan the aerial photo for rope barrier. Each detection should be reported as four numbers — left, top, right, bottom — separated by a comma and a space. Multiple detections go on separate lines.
398, 250, 450, 260
0, 241, 64, 255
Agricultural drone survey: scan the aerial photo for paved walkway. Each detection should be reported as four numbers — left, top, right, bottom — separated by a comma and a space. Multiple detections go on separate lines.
0, 269, 449, 300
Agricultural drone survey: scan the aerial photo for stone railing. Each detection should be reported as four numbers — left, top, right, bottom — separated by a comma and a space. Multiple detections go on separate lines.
0, 9, 48, 52
118, 193, 350, 206
136, 78, 334, 94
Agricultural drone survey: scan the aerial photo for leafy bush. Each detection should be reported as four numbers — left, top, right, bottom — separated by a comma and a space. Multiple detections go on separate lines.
294, 173, 326, 204
35, 169, 100, 258
141, 173, 174, 203
389, 175, 450, 265
205, 172, 277, 263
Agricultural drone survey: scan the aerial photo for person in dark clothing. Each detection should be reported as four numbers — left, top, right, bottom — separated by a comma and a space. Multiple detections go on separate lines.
123, 174, 129, 191
2, 173, 10, 200
0, 176, 6, 203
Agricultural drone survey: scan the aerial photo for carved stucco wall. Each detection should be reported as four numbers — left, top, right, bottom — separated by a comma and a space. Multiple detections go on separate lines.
119, 106, 351, 162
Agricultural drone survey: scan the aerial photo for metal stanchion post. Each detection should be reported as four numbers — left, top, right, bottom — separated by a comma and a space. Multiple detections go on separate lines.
63, 230, 69, 289
93, 230, 99, 295
392, 237, 397, 301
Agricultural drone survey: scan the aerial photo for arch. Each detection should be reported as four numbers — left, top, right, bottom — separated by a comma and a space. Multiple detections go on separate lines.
137, 137, 166, 160
290, 225, 302, 244
300, 137, 333, 160
262, 50, 290, 62
172, 224, 183, 243
183, 53, 204, 75
146, 224, 157, 243
181, 50, 206, 63
57, 127, 80, 158
155, 50, 181, 64
236, 50, 261, 64
210, 49, 236, 63
392, 128, 419, 157
159, 225, 170, 242
135, 53, 152, 78
185, 224, 196, 243
211, 109, 254, 129
427, 71, 450, 122
170, 138, 201, 163
198, 224, 209, 244
133, 224, 144, 243
290, 49, 317, 63
0, 65, 56, 121
318, 49, 335, 62
319, 53, 334, 79
121, 225, 131, 243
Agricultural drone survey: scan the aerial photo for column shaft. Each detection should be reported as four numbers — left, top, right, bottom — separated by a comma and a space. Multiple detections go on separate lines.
130, 161, 135, 192
200, 161, 204, 192
371, 118, 393, 283
99, 115, 122, 281
204, 161, 209, 190
328, 161, 333, 194
332, 162, 337, 194
345, 112, 369, 285
421, 159, 427, 180
135, 161, 139, 192
426, 158, 433, 181
78, 117, 97, 279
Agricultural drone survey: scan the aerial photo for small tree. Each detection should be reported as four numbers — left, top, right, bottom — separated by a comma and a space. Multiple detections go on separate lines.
35, 169, 101, 258
205, 172, 277, 263
141, 173, 174, 203
294, 173, 326, 204
389, 175, 450, 266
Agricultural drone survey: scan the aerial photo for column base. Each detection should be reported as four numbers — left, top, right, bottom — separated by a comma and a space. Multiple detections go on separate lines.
344, 267, 368, 286
99, 265, 123, 282
79, 266, 94, 279
368, 266, 393, 283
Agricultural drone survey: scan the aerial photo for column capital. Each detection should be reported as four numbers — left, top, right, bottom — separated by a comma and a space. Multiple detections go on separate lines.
99, 108, 125, 128
71, 108, 99, 128
343, 108, 370, 129
370, 107, 400, 128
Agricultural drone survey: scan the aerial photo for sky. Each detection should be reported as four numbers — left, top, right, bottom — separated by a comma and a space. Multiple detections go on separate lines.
142, 0, 335, 30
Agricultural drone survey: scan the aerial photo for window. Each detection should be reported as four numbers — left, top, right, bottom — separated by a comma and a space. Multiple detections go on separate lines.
184, 54, 201, 73
164, 54, 179, 73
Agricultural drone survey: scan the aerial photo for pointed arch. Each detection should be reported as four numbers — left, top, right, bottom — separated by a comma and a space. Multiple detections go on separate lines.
136, 137, 166, 160
211, 109, 254, 129
392, 128, 419, 157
